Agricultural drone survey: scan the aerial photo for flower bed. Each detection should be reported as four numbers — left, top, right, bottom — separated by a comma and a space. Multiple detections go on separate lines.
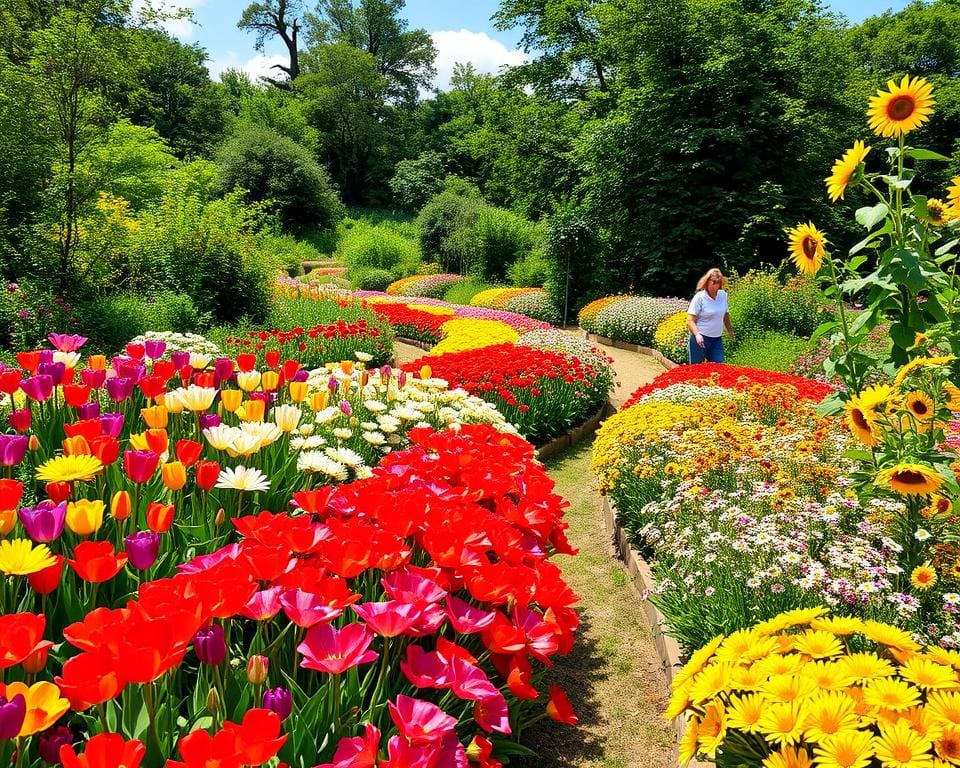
0, 333, 580, 767
385, 274, 463, 299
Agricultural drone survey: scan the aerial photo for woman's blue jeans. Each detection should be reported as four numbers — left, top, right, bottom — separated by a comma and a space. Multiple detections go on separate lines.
688, 334, 725, 364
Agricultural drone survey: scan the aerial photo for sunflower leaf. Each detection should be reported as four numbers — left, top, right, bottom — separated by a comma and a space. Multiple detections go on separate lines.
855, 203, 889, 231
904, 148, 951, 162
935, 238, 959, 256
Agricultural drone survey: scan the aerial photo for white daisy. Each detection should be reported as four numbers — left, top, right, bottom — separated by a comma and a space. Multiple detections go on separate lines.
325, 446, 365, 468
297, 451, 348, 480
215, 465, 270, 493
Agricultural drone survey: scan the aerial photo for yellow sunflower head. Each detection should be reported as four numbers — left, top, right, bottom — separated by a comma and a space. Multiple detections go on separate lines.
845, 397, 882, 446
867, 75, 935, 138
904, 389, 937, 423
787, 222, 827, 275
825, 140, 871, 203
875, 462, 944, 496
923, 198, 949, 227
945, 175, 960, 211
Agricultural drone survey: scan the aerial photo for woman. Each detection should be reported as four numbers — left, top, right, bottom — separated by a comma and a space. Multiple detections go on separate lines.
687, 268, 735, 364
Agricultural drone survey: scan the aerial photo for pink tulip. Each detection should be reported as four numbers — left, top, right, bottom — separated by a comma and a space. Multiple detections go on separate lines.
241, 586, 283, 621
387, 695, 457, 745
445, 596, 496, 634
298, 623, 378, 675
280, 589, 345, 628
48, 333, 87, 352
400, 645, 452, 689
315, 723, 380, 768
447, 656, 499, 701
352, 601, 421, 638
381, 570, 446, 604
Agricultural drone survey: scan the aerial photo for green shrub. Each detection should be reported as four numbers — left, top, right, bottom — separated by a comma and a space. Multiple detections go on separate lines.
507, 247, 551, 288
214, 123, 344, 232
338, 223, 421, 280
256, 233, 324, 277
416, 179, 483, 271
0, 279, 78, 352
353, 268, 395, 292
728, 269, 828, 348
726, 331, 810, 372
389, 152, 446, 211
443, 278, 498, 306
468, 207, 539, 283
76, 291, 208, 354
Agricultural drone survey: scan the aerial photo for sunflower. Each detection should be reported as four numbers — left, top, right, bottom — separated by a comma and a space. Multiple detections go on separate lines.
0, 538, 57, 576
894, 356, 957, 387
904, 390, 936, 424
910, 564, 938, 591
947, 176, 960, 219
876, 463, 944, 496
788, 222, 827, 275
923, 198, 950, 227
826, 140, 871, 202
35, 453, 104, 483
867, 75, 935, 138
812, 730, 875, 768
873, 719, 935, 767
763, 747, 813, 768
845, 397, 882, 446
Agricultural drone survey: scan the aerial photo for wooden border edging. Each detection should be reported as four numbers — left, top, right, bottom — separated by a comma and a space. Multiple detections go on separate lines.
585, 332, 680, 370
394, 336, 434, 351
534, 401, 615, 462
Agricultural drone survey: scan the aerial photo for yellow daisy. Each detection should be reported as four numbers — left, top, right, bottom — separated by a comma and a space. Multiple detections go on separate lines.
934, 725, 960, 764
678, 716, 701, 766
673, 634, 725, 687
863, 621, 922, 653
0, 538, 57, 576
811, 616, 868, 636
763, 673, 819, 703
689, 662, 735, 704
867, 75, 936, 138
803, 690, 860, 743
755, 607, 829, 635
826, 140, 871, 202
872, 719, 934, 767
697, 700, 726, 758
787, 222, 827, 275
911, 565, 938, 591
900, 656, 957, 691
754, 653, 807, 679
35, 453, 104, 483
730, 663, 766, 691
756, 700, 806, 747
763, 746, 814, 768
812, 729, 875, 768
876, 463, 944, 496
664, 681, 692, 720
928, 692, 960, 726
802, 660, 849, 691
862, 677, 922, 711
926, 648, 960, 670
727, 693, 766, 733
836, 653, 897, 685
793, 630, 845, 660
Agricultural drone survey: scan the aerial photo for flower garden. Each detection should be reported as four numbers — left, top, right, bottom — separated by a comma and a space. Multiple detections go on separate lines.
2, 68, 960, 768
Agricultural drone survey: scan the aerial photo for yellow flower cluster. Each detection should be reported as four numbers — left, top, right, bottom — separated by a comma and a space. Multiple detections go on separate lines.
429, 318, 519, 356
407, 303, 456, 316
386, 275, 423, 295
670, 607, 960, 768
578, 295, 627, 328
470, 288, 539, 309
653, 311, 690, 362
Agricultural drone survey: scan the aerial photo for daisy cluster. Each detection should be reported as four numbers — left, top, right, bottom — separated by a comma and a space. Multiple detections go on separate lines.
591, 296, 689, 347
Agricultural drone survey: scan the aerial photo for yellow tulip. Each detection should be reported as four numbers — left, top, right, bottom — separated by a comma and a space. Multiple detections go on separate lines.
261, 371, 280, 391
288, 381, 308, 403
66, 499, 105, 536
161, 461, 187, 491
0, 681, 70, 736
241, 399, 265, 422
311, 391, 329, 412
236, 371, 261, 392
220, 389, 243, 413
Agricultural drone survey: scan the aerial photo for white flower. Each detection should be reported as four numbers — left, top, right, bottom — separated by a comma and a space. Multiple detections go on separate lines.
315, 406, 341, 425
945, 593, 960, 605
354, 351, 373, 362
215, 466, 270, 493
332, 428, 353, 440
325, 446, 365, 468
297, 451, 348, 480
362, 431, 386, 446
189, 352, 212, 370
363, 401, 388, 413
915, 528, 932, 542
53, 351, 82, 369
240, 421, 282, 447
204, 425, 243, 451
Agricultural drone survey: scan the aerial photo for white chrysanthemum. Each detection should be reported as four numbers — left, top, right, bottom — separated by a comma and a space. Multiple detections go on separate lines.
392, 406, 422, 422
297, 451, 349, 480
204, 424, 243, 451
215, 465, 270, 492
325, 446, 365, 467
273, 404, 302, 433
363, 401, 388, 413
298, 423, 315, 436
354, 351, 373, 362
315, 406, 341, 425
240, 421, 282, 447
332, 428, 353, 440
362, 431, 387, 446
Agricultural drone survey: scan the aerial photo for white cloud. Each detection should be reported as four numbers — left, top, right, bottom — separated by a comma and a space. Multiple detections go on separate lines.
132, 0, 203, 40
207, 52, 290, 83
430, 29, 527, 91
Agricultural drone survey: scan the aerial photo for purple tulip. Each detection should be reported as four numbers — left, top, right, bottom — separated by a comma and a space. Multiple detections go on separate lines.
37, 724, 74, 763
338, 399, 352, 417
125, 531, 161, 570
262, 687, 293, 720
0, 694, 25, 740
380, 365, 392, 380
199, 413, 221, 430
327, 375, 338, 393
37, 362, 65, 386
38, 349, 54, 366
144, 339, 167, 360
0, 434, 28, 467
21, 375, 54, 402
292, 369, 310, 383
48, 333, 88, 352
193, 624, 227, 666
398, 371, 407, 388
213, 358, 234, 386
171, 351, 190, 369
18, 501, 67, 543
80, 368, 106, 389
105, 376, 135, 403
99, 412, 125, 438
76, 402, 101, 420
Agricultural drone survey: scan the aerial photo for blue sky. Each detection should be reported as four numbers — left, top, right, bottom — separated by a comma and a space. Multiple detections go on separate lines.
161, 0, 915, 88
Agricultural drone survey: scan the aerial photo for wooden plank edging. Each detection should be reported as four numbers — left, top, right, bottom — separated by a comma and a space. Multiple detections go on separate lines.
534, 401, 615, 461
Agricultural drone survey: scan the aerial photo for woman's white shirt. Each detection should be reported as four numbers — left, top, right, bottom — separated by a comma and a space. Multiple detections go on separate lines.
687, 289, 728, 337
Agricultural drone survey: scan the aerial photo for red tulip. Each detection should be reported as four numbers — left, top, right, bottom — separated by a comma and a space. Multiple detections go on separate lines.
546, 684, 577, 724
195, 460, 220, 491
59, 733, 146, 768
146, 502, 175, 533
175, 439, 203, 467
67, 541, 128, 583
123, 450, 159, 483
27, 555, 64, 595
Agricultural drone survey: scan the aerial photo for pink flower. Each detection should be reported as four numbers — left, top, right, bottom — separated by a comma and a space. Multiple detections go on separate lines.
383, 732, 467, 768
400, 645, 452, 689
315, 723, 380, 768
298, 623, 378, 675
241, 586, 283, 621
381, 570, 447, 604
445, 596, 496, 633
280, 589, 345, 628
48, 333, 87, 352
447, 656, 498, 701
387, 695, 457, 745
352, 601, 421, 638
473, 693, 512, 734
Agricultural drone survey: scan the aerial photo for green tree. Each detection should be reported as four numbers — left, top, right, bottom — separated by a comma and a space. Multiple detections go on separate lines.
388, 150, 445, 210
306, 0, 436, 103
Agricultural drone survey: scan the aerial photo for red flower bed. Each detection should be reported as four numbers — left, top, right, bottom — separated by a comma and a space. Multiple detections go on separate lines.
366, 303, 449, 344
403, 344, 614, 443
623, 363, 836, 409
223, 319, 390, 368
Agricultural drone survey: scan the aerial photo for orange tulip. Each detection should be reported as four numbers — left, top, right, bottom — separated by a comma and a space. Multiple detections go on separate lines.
146, 502, 174, 533
261, 371, 280, 391
241, 399, 265, 422
110, 490, 131, 521
141, 405, 169, 429
0, 681, 70, 736
0, 508, 15, 535
62, 436, 91, 456
87, 355, 107, 371
310, 391, 329, 412
161, 461, 187, 491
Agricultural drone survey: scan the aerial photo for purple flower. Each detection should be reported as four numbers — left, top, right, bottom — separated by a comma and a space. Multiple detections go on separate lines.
144, 339, 167, 360
19, 501, 67, 543
171, 351, 190, 369
125, 531, 161, 570
17, 310, 30, 320
213, 358, 234, 386
327, 375, 339, 393
6, 283, 17, 293
199, 413, 221, 430
76, 402, 101, 420
380, 365, 392, 380
292, 369, 310, 383
193, 624, 227, 666
99, 412, 125, 438
105, 376, 135, 403
37, 362, 65, 386
20, 375, 54, 402
0, 434, 28, 466
37, 724, 74, 763
0, 693, 25, 740
262, 687, 293, 720
338, 399, 352, 417
48, 333, 88, 352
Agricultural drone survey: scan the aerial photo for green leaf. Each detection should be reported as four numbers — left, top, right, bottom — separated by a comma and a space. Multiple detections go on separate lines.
889, 322, 915, 350
815, 391, 845, 416
936, 238, 959, 257
905, 148, 951, 162
855, 203, 889, 231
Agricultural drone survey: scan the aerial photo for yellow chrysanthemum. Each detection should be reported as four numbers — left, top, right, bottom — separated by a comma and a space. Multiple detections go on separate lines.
788, 222, 827, 275
35, 453, 104, 483
0, 538, 57, 576
811, 616, 868, 636
793, 629, 845, 660
868, 75, 935, 138
756, 700, 806, 747
730, 663, 766, 691
802, 660, 849, 691
863, 622, 921, 653
826, 140, 871, 202
900, 656, 957, 691
872, 719, 934, 767
911, 565, 938, 591
763, 673, 819, 703
836, 653, 897, 685
876, 463, 944, 496
726, 692, 766, 733
862, 677, 922, 711
663, 681, 692, 720
803, 690, 861, 743
754, 654, 807, 679
689, 662, 734, 704
763, 746, 814, 768
929, 692, 960, 726
813, 729, 875, 768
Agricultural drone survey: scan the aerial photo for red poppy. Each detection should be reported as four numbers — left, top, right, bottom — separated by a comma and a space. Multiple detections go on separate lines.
59, 732, 146, 768
67, 541, 128, 583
